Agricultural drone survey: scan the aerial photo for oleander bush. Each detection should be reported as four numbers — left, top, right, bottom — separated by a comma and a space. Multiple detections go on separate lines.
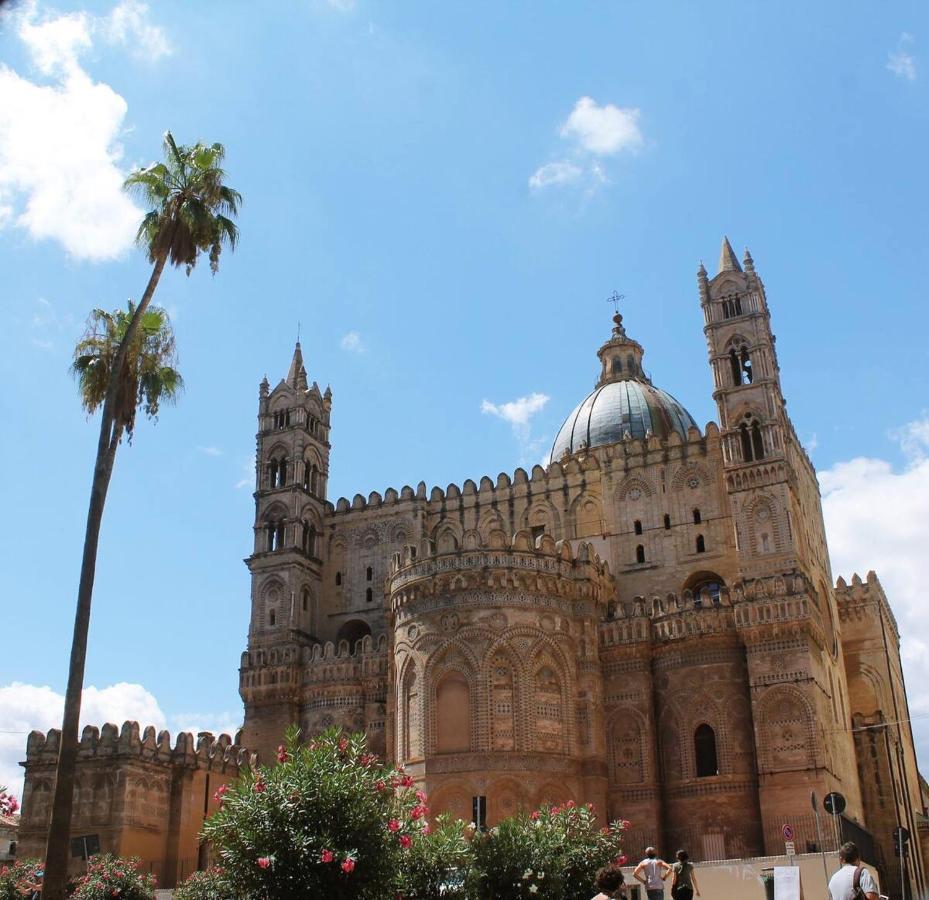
172, 866, 235, 900
0, 859, 43, 900
398, 813, 470, 900
70, 854, 156, 900
466, 802, 627, 900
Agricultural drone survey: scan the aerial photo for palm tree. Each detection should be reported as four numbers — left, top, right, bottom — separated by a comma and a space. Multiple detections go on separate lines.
42, 133, 240, 900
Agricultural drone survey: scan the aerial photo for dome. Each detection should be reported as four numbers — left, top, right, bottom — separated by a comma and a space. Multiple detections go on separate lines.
548, 310, 697, 463
550, 380, 697, 462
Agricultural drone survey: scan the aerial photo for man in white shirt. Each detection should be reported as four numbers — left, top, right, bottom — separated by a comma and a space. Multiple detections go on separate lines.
634, 847, 671, 900
827, 842, 879, 900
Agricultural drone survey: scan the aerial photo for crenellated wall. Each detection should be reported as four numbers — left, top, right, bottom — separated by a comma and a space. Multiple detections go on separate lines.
19, 722, 252, 888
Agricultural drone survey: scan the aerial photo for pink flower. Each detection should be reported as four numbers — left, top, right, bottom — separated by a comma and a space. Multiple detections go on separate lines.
400, 775, 414, 788
530, 810, 540, 821
277, 745, 288, 763
341, 857, 356, 874
338, 736, 349, 753
375, 780, 387, 792
254, 778, 266, 793
257, 857, 271, 869
566, 800, 576, 809
586, 802, 595, 812
422, 823, 432, 835
399, 835, 412, 849
415, 789, 428, 803
621, 819, 632, 829
213, 784, 228, 804
320, 850, 334, 863
388, 818, 401, 832
411, 805, 427, 820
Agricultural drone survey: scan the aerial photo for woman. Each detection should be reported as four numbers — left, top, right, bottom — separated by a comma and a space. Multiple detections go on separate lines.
591, 862, 628, 899
670, 850, 700, 899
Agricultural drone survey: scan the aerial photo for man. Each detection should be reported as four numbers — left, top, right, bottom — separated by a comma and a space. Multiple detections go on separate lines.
827, 842, 879, 900
634, 847, 671, 900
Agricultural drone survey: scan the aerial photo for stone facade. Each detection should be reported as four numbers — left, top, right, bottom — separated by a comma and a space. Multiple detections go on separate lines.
17, 723, 251, 887
237, 238, 928, 896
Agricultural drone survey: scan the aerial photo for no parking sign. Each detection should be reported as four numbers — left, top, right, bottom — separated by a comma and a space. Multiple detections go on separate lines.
782, 824, 795, 841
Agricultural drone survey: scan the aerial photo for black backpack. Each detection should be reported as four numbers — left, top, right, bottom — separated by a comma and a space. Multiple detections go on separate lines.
852, 864, 868, 899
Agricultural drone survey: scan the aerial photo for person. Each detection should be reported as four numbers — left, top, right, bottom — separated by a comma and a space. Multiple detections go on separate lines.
670, 849, 700, 899
827, 842, 879, 900
20, 866, 43, 900
634, 847, 671, 899
591, 862, 628, 899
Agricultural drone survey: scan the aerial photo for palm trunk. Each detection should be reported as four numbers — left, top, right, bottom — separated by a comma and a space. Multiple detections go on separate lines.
42, 251, 168, 900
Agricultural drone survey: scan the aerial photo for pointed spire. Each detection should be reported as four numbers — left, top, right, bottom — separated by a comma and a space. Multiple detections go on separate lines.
259, 374, 269, 398
286, 341, 305, 388
295, 363, 308, 392
743, 247, 755, 272
718, 236, 742, 274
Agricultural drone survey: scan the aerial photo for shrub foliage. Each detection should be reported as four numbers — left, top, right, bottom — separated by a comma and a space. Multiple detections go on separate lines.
70, 854, 156, 900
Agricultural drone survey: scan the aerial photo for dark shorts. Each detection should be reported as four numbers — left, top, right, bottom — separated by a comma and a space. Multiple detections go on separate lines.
672, 888, 694, 900
647, 890, 665, 900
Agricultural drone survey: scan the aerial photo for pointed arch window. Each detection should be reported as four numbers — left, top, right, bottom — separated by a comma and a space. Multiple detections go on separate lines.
366, 587, 373, 603
696, 534, 706, 554
634, 520, 643, 536
635, 545, 646, 564
302, 588, 309, 612
366, 566, 373, 582
302, 522, 317, 558
266, 520, 286, 552
752, 421, 765, 459
693, 508, 701, 525
694, 724, 719, 777
739, 417, 765, 462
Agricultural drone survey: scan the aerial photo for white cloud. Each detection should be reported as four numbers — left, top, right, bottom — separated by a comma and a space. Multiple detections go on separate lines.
0, 681, 166, 801
528, 160, 583, 190
888, 32, 917, 81
326, 0, 356, 10
235, 454, 255, 489
197, 445, 223, 457
482, 392, 550, 465
103, 0, 171, 61
170, 711, 242, 738
0, 2, 172, 260
340, 330, 365, 353
560, 96, 643, 156
820, 414, 929, 762
530, 96, 642, 193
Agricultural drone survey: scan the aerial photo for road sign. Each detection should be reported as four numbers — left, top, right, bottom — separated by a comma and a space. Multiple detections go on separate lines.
782, 824, 795, 841
824, 791, 846, 816
785, 841, 796, 857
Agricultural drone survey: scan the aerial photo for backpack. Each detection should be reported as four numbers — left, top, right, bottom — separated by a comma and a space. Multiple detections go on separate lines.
852, 864, 868, 899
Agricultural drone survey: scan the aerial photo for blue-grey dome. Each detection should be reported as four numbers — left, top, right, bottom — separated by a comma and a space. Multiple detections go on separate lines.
550, 379, 697, 462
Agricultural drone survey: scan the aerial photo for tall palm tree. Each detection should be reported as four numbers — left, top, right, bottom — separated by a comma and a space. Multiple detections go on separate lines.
43, 133, 240, 900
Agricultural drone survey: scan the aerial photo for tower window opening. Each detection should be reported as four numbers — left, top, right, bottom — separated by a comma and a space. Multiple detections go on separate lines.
729, 349, 741, 386
634, 520, 643, 536
269, 609, 276, 627
302, 522, 317, 558
740, 348, 753, 384
693, 508, 701, 525
410, 546, 417, 559
696, 534, 706, 554
635, 545, 645, 564
740, 422, 754, 462
612, 357, 622, 375
366, 566, 373, 581
365, 587, 373, 603
302, 589, 309, 612
530, 524, 545, 543
663, 514, 671, 530
751, 421, 765, 460
626, 354, 635, 373
335, 571, 342, 586
694, 724, 718, 777
268, 459, 279, 489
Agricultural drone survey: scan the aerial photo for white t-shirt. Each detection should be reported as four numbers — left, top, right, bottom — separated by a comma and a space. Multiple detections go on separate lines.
828, 863, 877, 899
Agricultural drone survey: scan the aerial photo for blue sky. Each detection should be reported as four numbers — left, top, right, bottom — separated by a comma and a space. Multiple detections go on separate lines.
2, 0, 929, 798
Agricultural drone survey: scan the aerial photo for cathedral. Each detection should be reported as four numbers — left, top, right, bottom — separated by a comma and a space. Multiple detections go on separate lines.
19, 239, 928, 897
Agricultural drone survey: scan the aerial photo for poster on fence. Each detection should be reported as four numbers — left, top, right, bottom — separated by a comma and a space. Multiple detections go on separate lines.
774, 865, 802, 900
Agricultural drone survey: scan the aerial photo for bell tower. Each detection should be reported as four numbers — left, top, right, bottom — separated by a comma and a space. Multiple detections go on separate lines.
699, 238, 863, 846
240, 341, 332, 760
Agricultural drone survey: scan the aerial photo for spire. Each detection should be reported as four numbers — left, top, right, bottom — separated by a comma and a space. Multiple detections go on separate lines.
286, 341, 305, 388
743, 247, 755, 273
718, 236, 742, 274
259, 374, 269, 398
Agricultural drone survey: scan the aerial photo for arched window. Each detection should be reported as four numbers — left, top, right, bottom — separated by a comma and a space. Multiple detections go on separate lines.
269, 609, 276, 627
740, 422, 754, 462
612, 357, 622, 375
751, 421, 765, 459
335, 571, 342, 586
663, 514, 671, 530
694, 724, 718, 777
740, 347, 753, 384
266, 520, 285, 551
278, 458, 287, 486
693, 508, 701, 525
302, 588, 309, 612
366, 566, 373, 581
684, 572, 725, 607
268, 459, 278, 488
634, 520, 643, 536
635, 545, 645, 564
302, 522, 317, 558
336, 619, 371, 646
436, 673, 471, 754
696, 534, 706, 553
366, 587, 373, 603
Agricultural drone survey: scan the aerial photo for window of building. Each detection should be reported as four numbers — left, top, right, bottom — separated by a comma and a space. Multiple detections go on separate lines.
634, 520, 643, 536
335, 571, 342, 586
739, 416, 765, 463
530, 524, 545, 543
302, 589, 309, 612
694, 724, 718, 777
693, 508, 701, 525
696, 534, 706, 553
366, 566, 373, 581
612, 357, 622, 375
269, 609, 276, 627
663, 514, 671, 530
752, 421, 765, 459
635, 545, 645, 564
366, 587, 373, 603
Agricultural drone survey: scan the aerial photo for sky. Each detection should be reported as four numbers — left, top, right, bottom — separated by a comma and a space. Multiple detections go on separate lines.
1, 0, 929, 802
